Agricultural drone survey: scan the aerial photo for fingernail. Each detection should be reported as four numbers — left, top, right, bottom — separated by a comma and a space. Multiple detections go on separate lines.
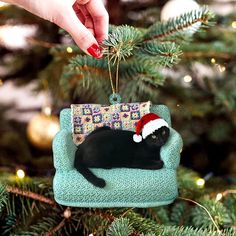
87, 44, 103, 59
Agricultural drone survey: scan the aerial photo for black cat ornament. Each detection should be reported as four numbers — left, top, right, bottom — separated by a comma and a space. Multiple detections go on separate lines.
74, 113, 170, 188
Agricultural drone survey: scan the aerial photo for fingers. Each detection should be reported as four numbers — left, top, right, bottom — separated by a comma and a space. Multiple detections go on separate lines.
83, 0, 109, 44
79, 5, 95, 36
72, 2, 85, 24
62, 5, 102, 58
76, 0, 90, 4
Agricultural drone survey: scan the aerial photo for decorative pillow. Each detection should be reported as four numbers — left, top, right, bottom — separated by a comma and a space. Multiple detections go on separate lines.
71, 101, 151, 145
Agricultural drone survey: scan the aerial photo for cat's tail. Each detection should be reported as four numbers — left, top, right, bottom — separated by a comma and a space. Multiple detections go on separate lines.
76, 164, 106, 188
74, 147, 106, 188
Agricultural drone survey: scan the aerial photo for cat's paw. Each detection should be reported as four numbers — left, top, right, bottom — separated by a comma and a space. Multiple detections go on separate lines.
94, 178, 106, 188
143, 160, 164, 169
156, 160, 164, 169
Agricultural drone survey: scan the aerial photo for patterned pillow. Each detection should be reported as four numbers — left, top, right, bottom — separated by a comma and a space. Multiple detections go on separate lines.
71, 101, 151, 145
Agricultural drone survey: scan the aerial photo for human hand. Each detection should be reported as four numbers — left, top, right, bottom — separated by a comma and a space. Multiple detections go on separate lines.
3, 0, 109, 58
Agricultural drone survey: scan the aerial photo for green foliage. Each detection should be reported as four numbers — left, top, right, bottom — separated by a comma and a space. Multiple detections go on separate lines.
177, 167, 205, 198
224, 195, 236, 223
190, 197, 233, 229
58, 7, 214, 103
144, 207, 170, 225
136, 41, 182, 67
0, 184, 7, 213
170, 202, 188, 226
0, 178, 54, 235
1, 213, 17, 235
103, 25, 143, 63
60, 55, 111, 103
125, 211, 163, 235
1, 168, 236, 235
79, 210, 110, 236
160, 226, 236, 236
107, 218, 134, 236
143, 6, 214, 42
12, 216, 60, 236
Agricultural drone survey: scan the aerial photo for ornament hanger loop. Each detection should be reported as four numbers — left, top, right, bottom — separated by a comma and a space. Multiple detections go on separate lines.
109, 93, 121, 105
107, 50, 122, 104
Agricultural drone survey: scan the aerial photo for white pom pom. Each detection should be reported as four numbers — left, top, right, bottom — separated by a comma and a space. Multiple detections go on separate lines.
133, 134, 142, 143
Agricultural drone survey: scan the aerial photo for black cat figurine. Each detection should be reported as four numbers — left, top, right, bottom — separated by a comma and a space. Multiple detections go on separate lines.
74, 113, 170, 188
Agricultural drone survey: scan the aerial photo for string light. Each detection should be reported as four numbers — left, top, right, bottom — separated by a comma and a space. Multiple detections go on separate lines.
16, 169, 25, 179
88, 234, 94, 236
63, 208, 71, 219
177, 104, 180, 107
232, 21, 236, 29
196, 178, 205, 188
0, 2, 10, 9
0, 79, 3, 86
215, 190, 236, 202
211, 58, 216, 64
216, 193, 223, 202
183, 75, 192, 83
42, 106, 52, 116
66, 46, 73, 53
217, 65, 226, 73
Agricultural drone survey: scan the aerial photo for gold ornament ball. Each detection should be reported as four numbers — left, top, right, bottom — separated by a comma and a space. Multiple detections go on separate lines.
27, 113, 60, 150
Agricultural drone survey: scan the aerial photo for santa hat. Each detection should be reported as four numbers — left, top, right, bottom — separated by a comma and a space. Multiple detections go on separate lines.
133, 113, 169, 143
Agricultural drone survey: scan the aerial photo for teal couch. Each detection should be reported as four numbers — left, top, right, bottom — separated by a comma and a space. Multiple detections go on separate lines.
52, 105, 183, 208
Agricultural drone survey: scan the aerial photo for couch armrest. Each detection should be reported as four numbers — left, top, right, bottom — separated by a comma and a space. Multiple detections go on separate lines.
161, 128, 183, 169
52, 130, 77, 171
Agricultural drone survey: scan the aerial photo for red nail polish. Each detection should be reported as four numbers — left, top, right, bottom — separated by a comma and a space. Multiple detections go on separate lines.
87, 44, 103, 59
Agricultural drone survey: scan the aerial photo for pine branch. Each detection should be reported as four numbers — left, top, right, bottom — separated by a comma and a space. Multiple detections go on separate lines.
170, 202, 188, 226
119, 64, 163, 102
120, 61, 165, 86
161, 226, 235, 236
125, 211, 163, 235
14, 216, 62, 236
6, 186, 56, 206
125, 210, 234, 236
44, 219, 66, 236
106, 218, 134, 236
103, 25, 143, 64
177, 167, 206, 198
135, 41, 182, 67
189, 196, 233, 230
57, 7, 214, 102
60, 55, 112, 102
0, 184, 8, 213
147, 207, 170, 225
144, 6, 214, 42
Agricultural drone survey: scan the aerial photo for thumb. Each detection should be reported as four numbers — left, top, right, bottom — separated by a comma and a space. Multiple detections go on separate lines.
60, 8, 102, 59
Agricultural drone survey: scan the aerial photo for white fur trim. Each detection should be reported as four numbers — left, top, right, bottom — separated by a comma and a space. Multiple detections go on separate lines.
133, 134, 142, 143
142, 119, 168, 139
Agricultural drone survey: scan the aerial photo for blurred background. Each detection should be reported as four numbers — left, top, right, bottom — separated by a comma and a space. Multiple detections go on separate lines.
0, 0, 235, 182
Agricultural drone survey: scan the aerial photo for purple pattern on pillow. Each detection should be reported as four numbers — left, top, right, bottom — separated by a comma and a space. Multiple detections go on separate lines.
71, 101, 151, 145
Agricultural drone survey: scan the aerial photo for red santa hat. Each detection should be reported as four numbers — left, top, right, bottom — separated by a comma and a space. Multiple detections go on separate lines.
133, 113, 169, 143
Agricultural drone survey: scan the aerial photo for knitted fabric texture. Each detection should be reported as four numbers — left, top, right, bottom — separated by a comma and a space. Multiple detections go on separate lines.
71, 101, 151, 145
53, 105, 183, 208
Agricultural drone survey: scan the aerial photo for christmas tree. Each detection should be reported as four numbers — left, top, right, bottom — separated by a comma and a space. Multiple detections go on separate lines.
0, 0, 236, 235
